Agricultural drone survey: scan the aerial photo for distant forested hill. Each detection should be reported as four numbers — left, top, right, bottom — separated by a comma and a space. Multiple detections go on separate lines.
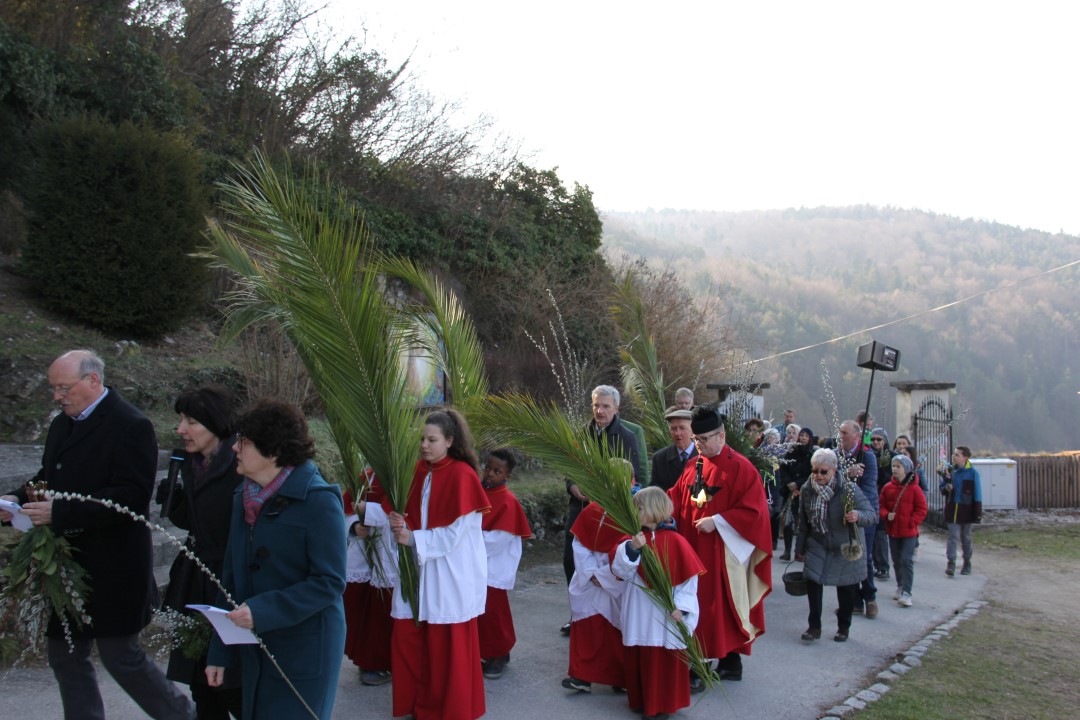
602, 206, 1080, 454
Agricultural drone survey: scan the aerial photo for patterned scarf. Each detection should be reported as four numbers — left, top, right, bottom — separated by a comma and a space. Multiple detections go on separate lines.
804, 475, 837, 535
243, 466, 293, 525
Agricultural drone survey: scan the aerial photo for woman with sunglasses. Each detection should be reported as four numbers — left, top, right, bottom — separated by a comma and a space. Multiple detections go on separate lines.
794, 448, 876, 643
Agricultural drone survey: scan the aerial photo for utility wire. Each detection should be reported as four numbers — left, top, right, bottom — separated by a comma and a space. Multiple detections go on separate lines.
744, 257, 1080, 365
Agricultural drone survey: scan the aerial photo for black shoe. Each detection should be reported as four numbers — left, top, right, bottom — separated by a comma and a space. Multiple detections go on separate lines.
612, 686, 626, 694
483, 656, 508, 679
560, 621, 572, 635
800, 628, 821, 641
562, 676, 591, 692
874, 570, 890, 580
360, 670, 391, 686
718, 669, 742, 681
834, 628, 849, 642
851, 604, 864, 615
689, 677, 705, 694
960, 561, 972, 575
779, 552, 791, 561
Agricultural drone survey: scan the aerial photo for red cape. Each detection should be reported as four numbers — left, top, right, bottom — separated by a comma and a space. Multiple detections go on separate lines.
571, 502, 629, 553
632, 527, 705, 588
668, 446, 772, 657
482, 485, 533, 538
381, 457, 490, 529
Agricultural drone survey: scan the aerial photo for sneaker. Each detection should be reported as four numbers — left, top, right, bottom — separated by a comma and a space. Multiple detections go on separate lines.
898, 592, 913, 607
961, 561, 972, 575
865, 601, 879, 619
946, 560, 955, 577
562, 676, 591, 693
360, 670, 392, 686
483, 656, 508, 679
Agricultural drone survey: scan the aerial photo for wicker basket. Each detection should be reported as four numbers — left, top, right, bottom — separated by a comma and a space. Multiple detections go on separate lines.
782, 569, 808, 597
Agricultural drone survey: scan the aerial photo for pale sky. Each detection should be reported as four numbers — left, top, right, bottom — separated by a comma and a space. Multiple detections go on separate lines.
328, 1, 1080, 236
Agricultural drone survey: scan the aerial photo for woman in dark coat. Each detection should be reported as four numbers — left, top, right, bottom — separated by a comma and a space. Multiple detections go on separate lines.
794, 448, 875, 643
206, 399, 346, 720
159, 385, 244, 719
777, 427, 816, 560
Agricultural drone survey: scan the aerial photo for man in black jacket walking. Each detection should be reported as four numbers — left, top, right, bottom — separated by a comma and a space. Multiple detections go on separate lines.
1, 350, 194, 720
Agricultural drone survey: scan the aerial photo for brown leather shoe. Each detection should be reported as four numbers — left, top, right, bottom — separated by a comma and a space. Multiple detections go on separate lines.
834, 629, 849, 642
800, 628, 821, 641
865, 601, 879, 619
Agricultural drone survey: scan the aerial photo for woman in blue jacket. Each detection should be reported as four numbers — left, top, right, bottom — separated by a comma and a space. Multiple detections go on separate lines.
206, 399, 346, 720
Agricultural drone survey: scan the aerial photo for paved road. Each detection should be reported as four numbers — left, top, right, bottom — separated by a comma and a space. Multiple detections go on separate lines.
1, 532, 983, 719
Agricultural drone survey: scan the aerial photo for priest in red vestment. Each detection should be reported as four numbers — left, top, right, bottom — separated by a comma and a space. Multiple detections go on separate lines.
668, 406, 772, 686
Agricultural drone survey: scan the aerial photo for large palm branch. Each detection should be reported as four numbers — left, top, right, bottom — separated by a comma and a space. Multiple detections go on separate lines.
380, 256, 489, 413
611, 273, 669, 449
205, 151, 425, 612
472, 394, 717, 688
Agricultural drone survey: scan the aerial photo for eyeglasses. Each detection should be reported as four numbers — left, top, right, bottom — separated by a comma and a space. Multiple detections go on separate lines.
692, 430, 722, 444
811, 468, 832, 476
871, 437, 884, 443
51, 374, 90, 397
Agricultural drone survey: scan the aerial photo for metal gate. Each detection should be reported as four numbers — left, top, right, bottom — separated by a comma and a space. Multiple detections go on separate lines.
912, 396, 953, 527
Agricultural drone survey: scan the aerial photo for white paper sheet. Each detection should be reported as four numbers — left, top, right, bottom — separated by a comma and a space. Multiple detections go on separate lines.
185, 604, 259, 645
0, 499, 33, 532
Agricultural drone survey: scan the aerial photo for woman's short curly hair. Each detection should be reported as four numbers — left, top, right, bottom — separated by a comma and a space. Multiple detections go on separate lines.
235, 399, 315, 468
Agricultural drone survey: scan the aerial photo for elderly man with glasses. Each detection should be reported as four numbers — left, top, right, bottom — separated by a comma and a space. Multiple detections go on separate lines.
0, 349, 194, 720
668, 406, 772, 690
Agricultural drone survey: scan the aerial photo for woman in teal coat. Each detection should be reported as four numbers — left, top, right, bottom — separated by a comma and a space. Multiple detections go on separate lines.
206, 399, 346, 720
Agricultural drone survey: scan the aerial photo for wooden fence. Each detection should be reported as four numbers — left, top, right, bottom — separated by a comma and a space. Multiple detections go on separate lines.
1015, 452, 1080, 509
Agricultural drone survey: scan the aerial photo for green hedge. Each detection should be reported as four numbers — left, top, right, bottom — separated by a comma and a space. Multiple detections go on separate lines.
22, 115, 208, 337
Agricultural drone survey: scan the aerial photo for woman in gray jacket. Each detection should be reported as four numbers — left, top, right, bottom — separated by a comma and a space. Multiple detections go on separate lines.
794, 448, 875, 643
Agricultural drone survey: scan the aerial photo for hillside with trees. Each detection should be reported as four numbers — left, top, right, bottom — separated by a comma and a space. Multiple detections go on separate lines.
602, 207, 1080, 454
0, 0, 623, 393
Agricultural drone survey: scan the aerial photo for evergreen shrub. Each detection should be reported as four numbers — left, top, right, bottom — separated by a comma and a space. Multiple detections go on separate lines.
22, 115, 208, 337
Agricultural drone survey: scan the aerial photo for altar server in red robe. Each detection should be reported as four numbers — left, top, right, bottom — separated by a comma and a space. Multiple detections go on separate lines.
561, 461, 633, 694
477, 448, 533, 679
613, 486, 705, 718
342, 476, 395, 686
360, 409, 490, 720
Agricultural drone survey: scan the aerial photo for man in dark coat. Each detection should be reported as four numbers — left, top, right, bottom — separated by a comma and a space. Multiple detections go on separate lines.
560, 384, 642, 633
649, 407, 697, 492
837, 420, 881, 619
1, 350, 194, 720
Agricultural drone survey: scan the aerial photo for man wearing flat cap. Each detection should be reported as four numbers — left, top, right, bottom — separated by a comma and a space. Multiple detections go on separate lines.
668, 406, 772, 689
650, 407, 697, 492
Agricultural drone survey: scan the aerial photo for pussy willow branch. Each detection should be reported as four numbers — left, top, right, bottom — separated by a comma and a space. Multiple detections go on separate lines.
46, 491, 319, 720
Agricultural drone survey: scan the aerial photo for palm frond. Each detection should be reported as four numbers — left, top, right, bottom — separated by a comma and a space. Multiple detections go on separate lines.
204, 151, 423, 612
379, 256, 489, 411
611, 273, 669, 448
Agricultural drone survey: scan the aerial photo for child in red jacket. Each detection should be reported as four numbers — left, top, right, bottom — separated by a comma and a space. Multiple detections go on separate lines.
879, 454, 927, 607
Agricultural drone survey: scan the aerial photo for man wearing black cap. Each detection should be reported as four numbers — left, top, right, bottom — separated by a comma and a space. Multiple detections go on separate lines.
649, 407, 696, 492
668, 406, 773, 688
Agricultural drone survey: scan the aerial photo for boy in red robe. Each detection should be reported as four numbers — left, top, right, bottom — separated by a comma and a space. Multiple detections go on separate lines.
668, 406, 772, 688
612, 487, 705, 718
477, 448, 533, 679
